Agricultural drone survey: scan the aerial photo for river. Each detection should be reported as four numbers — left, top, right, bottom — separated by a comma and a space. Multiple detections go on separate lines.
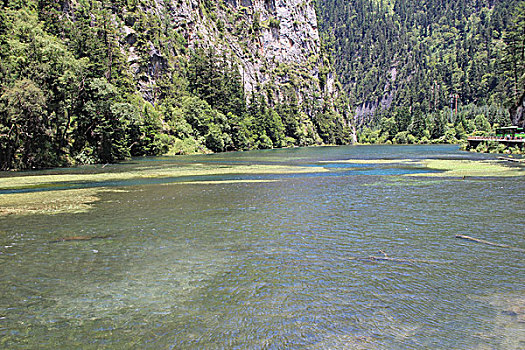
0, 145, 524, 349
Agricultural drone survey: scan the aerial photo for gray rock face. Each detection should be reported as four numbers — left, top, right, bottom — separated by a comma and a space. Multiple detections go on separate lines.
122, 0, 338, 111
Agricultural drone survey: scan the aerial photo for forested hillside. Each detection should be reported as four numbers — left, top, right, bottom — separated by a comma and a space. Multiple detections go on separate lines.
317, 0, 525, 145
3, 0, 524, 170
0, 0, 350, 170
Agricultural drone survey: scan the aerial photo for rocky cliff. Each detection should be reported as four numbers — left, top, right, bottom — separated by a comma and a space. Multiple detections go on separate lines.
0, 0, 352, 170
119, 0, 342, 115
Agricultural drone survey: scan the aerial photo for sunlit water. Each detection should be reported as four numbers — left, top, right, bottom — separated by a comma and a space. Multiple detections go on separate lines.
1, 145, 524, 349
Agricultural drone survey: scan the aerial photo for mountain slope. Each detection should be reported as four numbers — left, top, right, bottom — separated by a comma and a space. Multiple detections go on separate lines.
0, 0, 350, 170
316, 0, 525, 139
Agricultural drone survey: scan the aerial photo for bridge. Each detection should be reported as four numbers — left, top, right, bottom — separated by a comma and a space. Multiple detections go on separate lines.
467, 136, 525, 148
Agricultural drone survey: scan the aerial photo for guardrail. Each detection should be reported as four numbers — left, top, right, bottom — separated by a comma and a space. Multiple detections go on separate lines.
467, 136, 525, 142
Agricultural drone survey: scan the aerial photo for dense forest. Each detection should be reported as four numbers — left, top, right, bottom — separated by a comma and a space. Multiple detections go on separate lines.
316, 0, 525, 147
2, 1, 524, 171
0, 0, 349, 170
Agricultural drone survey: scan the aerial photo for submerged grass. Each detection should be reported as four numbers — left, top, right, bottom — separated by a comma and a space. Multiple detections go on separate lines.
410, 159, 525, 177
320, 159, 416, 165
0, 164, 323, 216
364, 177, 449, 187
173, 179, 281, 185
322, 158, 524, 177
0, 164, 327, 190
0, 188, 117, 216
2, 156, 521, 217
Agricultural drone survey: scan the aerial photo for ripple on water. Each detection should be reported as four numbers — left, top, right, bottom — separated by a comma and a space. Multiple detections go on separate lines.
0, 145, 524, 349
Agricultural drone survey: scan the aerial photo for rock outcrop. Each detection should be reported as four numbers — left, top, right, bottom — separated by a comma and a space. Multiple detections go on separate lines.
118, 0, 342, 115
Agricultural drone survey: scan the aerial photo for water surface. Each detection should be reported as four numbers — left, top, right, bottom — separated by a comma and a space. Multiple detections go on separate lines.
1, 145, 524, 349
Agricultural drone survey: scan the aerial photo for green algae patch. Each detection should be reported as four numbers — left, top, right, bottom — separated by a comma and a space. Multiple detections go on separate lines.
173, 179, 282, 185
407, 159, 525, 177
320, 158, 524, 177
319, 159, 416, 165
364, 177, 448, 187
0, 188, 106, 216
0, 163, 326, 216
0, 164, 327, 190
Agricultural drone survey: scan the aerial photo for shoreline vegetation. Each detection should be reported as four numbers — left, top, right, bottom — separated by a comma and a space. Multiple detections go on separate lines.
355, 138, 525, 155
2, 2, 523, 172
356, 110, 525, 155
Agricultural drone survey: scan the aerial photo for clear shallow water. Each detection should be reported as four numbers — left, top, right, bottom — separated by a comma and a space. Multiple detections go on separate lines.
1, 145, 524, 349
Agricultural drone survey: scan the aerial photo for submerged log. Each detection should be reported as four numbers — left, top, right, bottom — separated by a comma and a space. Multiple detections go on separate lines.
455, 234, 525, 252
348, 250, 441, 265
50, 235, 111, 244
498, 157, 525, 163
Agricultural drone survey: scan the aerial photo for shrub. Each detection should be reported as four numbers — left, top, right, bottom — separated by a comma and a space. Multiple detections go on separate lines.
393, 131, 409, 144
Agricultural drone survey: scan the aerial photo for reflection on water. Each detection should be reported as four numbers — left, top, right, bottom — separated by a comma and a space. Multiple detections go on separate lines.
1, 145, 524, 349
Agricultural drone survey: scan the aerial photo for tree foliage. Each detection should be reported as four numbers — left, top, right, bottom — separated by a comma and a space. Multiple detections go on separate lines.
0, 0, 348, 170
316, 0, 525, 141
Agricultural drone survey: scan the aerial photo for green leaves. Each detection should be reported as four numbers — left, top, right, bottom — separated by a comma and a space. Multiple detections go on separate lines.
0, 78, 48, 169
0, 6, 89, 169
187, 48, 246, 117
0, 0, 349, 170
317, 0, 523, 133
502, 2, 525, 106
